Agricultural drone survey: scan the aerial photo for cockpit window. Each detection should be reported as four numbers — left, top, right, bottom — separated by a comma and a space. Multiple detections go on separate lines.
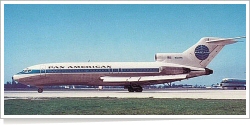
222, 79, 234, 83
22, 68, 32, 73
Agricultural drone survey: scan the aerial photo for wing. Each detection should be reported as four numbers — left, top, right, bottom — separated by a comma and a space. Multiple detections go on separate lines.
100, 74, 187, 83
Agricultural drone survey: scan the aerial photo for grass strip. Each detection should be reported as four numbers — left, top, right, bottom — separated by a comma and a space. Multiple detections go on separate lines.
4, 97, 246, 115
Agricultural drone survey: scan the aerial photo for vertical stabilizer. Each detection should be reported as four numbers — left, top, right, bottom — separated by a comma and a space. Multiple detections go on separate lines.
155, 37, 245, 68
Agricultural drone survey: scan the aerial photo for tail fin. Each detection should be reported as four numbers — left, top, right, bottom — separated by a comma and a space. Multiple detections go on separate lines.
155, 36, 245, 68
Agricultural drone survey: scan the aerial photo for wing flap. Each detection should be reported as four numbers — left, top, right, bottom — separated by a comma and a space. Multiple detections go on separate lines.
100, 74, 187, 83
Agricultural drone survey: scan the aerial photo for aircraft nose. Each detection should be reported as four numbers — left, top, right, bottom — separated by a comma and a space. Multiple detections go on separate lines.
12, 75, 19, 82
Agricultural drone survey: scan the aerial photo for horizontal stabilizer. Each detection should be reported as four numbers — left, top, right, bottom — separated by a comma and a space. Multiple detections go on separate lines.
100, 74, 187, 82
162, 36, 247, 68
206, 36, 246, 45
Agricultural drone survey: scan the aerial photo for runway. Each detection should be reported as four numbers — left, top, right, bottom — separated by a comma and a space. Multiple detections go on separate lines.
4, 89, 246, 100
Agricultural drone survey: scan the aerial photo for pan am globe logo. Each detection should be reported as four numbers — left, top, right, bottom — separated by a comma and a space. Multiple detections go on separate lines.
194, 45, 210, 60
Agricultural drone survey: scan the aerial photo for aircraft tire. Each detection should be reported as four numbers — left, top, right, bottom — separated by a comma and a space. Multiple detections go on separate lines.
38, 88, 43, 93
128, 85, 143, 92
128, 87, 134, 92
135, 87, 143, 92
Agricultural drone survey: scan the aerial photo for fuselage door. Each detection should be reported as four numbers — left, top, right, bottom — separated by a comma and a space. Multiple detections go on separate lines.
110, 68, 121, 74
40, 65, 46, 76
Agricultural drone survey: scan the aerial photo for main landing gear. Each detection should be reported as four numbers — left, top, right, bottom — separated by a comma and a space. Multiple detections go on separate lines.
125, 84, 143, 92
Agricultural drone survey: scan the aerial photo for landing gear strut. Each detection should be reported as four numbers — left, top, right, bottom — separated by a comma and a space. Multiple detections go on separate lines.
38, 88, 43, 93
126, 84, 143, 92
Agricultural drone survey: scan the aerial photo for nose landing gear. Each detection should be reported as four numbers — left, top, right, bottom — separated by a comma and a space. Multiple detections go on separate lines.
38, 88, 43, 93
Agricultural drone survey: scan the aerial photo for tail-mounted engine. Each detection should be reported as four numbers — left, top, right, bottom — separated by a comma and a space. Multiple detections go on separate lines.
205, 68, 213, 75
160, 66, 191, 75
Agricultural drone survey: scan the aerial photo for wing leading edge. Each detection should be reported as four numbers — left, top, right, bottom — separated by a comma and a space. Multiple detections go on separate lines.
100, 74, 187, 83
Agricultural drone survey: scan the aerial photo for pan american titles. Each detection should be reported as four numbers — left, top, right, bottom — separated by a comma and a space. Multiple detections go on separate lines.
48, 65, 112, 69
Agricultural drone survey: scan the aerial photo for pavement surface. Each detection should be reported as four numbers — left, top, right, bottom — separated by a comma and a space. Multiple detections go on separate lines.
4, 89, 246, 100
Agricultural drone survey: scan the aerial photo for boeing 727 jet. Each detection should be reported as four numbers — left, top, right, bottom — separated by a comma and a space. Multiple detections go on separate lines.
12, 36, 245, 93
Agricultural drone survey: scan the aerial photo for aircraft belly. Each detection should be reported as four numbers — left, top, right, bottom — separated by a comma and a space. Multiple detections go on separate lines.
17, 72, 186, 87
39, 73, 97, 86
23, 73, 162, 86
221, 83, 245, 87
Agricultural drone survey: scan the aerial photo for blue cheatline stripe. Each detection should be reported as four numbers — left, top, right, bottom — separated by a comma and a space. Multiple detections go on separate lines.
18, 68, 160, 74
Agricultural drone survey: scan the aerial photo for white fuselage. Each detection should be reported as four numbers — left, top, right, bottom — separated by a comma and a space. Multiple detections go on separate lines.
220, 78, 246, 87
12, 62, 209, 87
13, 36, 244, 91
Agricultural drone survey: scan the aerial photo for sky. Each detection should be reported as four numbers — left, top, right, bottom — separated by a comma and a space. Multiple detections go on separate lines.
2, 3, 247, 86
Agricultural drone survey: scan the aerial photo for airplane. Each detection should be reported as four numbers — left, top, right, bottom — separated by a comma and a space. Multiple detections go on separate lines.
12, 36, 245, 93
220, 78, 246, 90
